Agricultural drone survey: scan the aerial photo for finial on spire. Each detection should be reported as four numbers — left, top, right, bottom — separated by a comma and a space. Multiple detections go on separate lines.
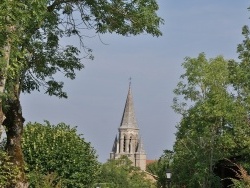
129, 77, 132, 87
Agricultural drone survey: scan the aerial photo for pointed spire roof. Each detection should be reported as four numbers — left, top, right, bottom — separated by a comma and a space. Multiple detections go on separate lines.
136, 137, 145, 154
111, 135, 118, 152
119, 83, 138, 129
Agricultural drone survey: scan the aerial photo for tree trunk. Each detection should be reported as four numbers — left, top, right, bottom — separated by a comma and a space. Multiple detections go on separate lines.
0, 100, 5, 138
3, 84, 28, 188
0, 37, 11, 136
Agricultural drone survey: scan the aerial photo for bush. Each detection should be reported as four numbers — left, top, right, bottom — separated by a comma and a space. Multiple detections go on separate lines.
22, 121, 100, 188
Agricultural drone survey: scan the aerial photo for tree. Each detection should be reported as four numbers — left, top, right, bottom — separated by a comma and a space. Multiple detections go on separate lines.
229, 24, 250, 111
0, 2, 48, 187
146, 150, 173, 188
0, 0, 163, 186
0, 150, 19, 187
97, 155, 156, 188
172, 53, 250, 187
22, 121, 100, 188
0, 0, 47, 124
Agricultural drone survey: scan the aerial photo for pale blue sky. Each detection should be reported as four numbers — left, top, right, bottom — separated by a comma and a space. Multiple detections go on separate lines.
21, 1, 249, 162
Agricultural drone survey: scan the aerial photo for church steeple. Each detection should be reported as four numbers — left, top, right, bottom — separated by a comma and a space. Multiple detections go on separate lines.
119, 82, 138, 129
110, 82, 146, 171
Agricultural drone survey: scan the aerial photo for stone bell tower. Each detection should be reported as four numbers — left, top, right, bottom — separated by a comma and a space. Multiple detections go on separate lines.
110, 83, 146, 171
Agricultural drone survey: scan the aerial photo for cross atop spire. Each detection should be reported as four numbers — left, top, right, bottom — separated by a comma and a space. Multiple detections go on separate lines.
129, 77, 132, 87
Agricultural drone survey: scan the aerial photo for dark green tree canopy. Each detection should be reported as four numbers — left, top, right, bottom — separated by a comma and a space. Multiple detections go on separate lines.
22, 121, 100, 188
172, 53, 250, 187
97, 155, 155, 188
146, 150, 173, 188
3, 0, 164, 98
0, 1, 163, 186
0, 0, 164, 99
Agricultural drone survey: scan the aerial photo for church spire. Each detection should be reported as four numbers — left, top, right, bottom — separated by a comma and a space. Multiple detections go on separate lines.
110, 82, 146, 171
119, 81, 138, 129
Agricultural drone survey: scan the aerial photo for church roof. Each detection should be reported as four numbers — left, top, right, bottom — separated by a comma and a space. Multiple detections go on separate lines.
111, 135, 118, 152
119, 84, 138, 129
136, 137, 146, 154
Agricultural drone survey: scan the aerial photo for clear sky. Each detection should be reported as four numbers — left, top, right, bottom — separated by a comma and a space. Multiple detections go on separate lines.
21, 0, 249, 162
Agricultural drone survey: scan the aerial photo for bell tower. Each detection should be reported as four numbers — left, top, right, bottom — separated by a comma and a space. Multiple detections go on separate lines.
110, 82, 146, 170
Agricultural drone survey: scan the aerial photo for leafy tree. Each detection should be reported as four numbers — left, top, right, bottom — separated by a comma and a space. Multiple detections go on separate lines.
0, 1, 48, 186
146, 150, 173, 188
172, 53, 250, 187
0, 1, 163, 186
27, 172, 62, 188
0, 150, 19, 187
97, 155, 156, 188
0, 0, 47, 124
22, 121, 100, 188
229, 24, 250, 112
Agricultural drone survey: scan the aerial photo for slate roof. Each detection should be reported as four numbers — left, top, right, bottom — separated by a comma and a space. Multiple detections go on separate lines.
119, 84, 138, 129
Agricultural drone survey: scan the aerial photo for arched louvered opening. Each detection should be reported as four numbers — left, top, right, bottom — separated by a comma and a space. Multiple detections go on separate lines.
129, 136, 132, 153
123, 135, 126, 152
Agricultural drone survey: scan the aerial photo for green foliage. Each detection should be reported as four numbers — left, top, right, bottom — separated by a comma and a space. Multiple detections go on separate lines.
172, 19, 250, 186
146, 150, 173, 188
91, 0, 164, 36
171, 10, 250, 188
97, 155, 155, 188
231, 24, 250, 109
1, 1, 163, 185
1, 0, 163, 99
27, 171, 62, 188
172, 53, 250, 187
0, 150, 19, 187
22, 121, 100, 188
0, 0, 47, 75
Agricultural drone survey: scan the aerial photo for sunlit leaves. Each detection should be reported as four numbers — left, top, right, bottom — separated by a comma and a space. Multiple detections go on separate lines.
172, 53, 250, 187
22, 121, 100, 188
98, 156, 155, 188
1, 0, 163, 99
0, 150, 19, 187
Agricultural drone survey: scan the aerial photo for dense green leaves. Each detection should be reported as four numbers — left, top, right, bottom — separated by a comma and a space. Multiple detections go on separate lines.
97, 155, 155, 188
22, 121, 100, 188
146, 150, 173, 188
1, 0, 163, 98
172, 53, 250, 187
0, 1, 163, 185
0, 0, 164, 99
0, 150, 19, 187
